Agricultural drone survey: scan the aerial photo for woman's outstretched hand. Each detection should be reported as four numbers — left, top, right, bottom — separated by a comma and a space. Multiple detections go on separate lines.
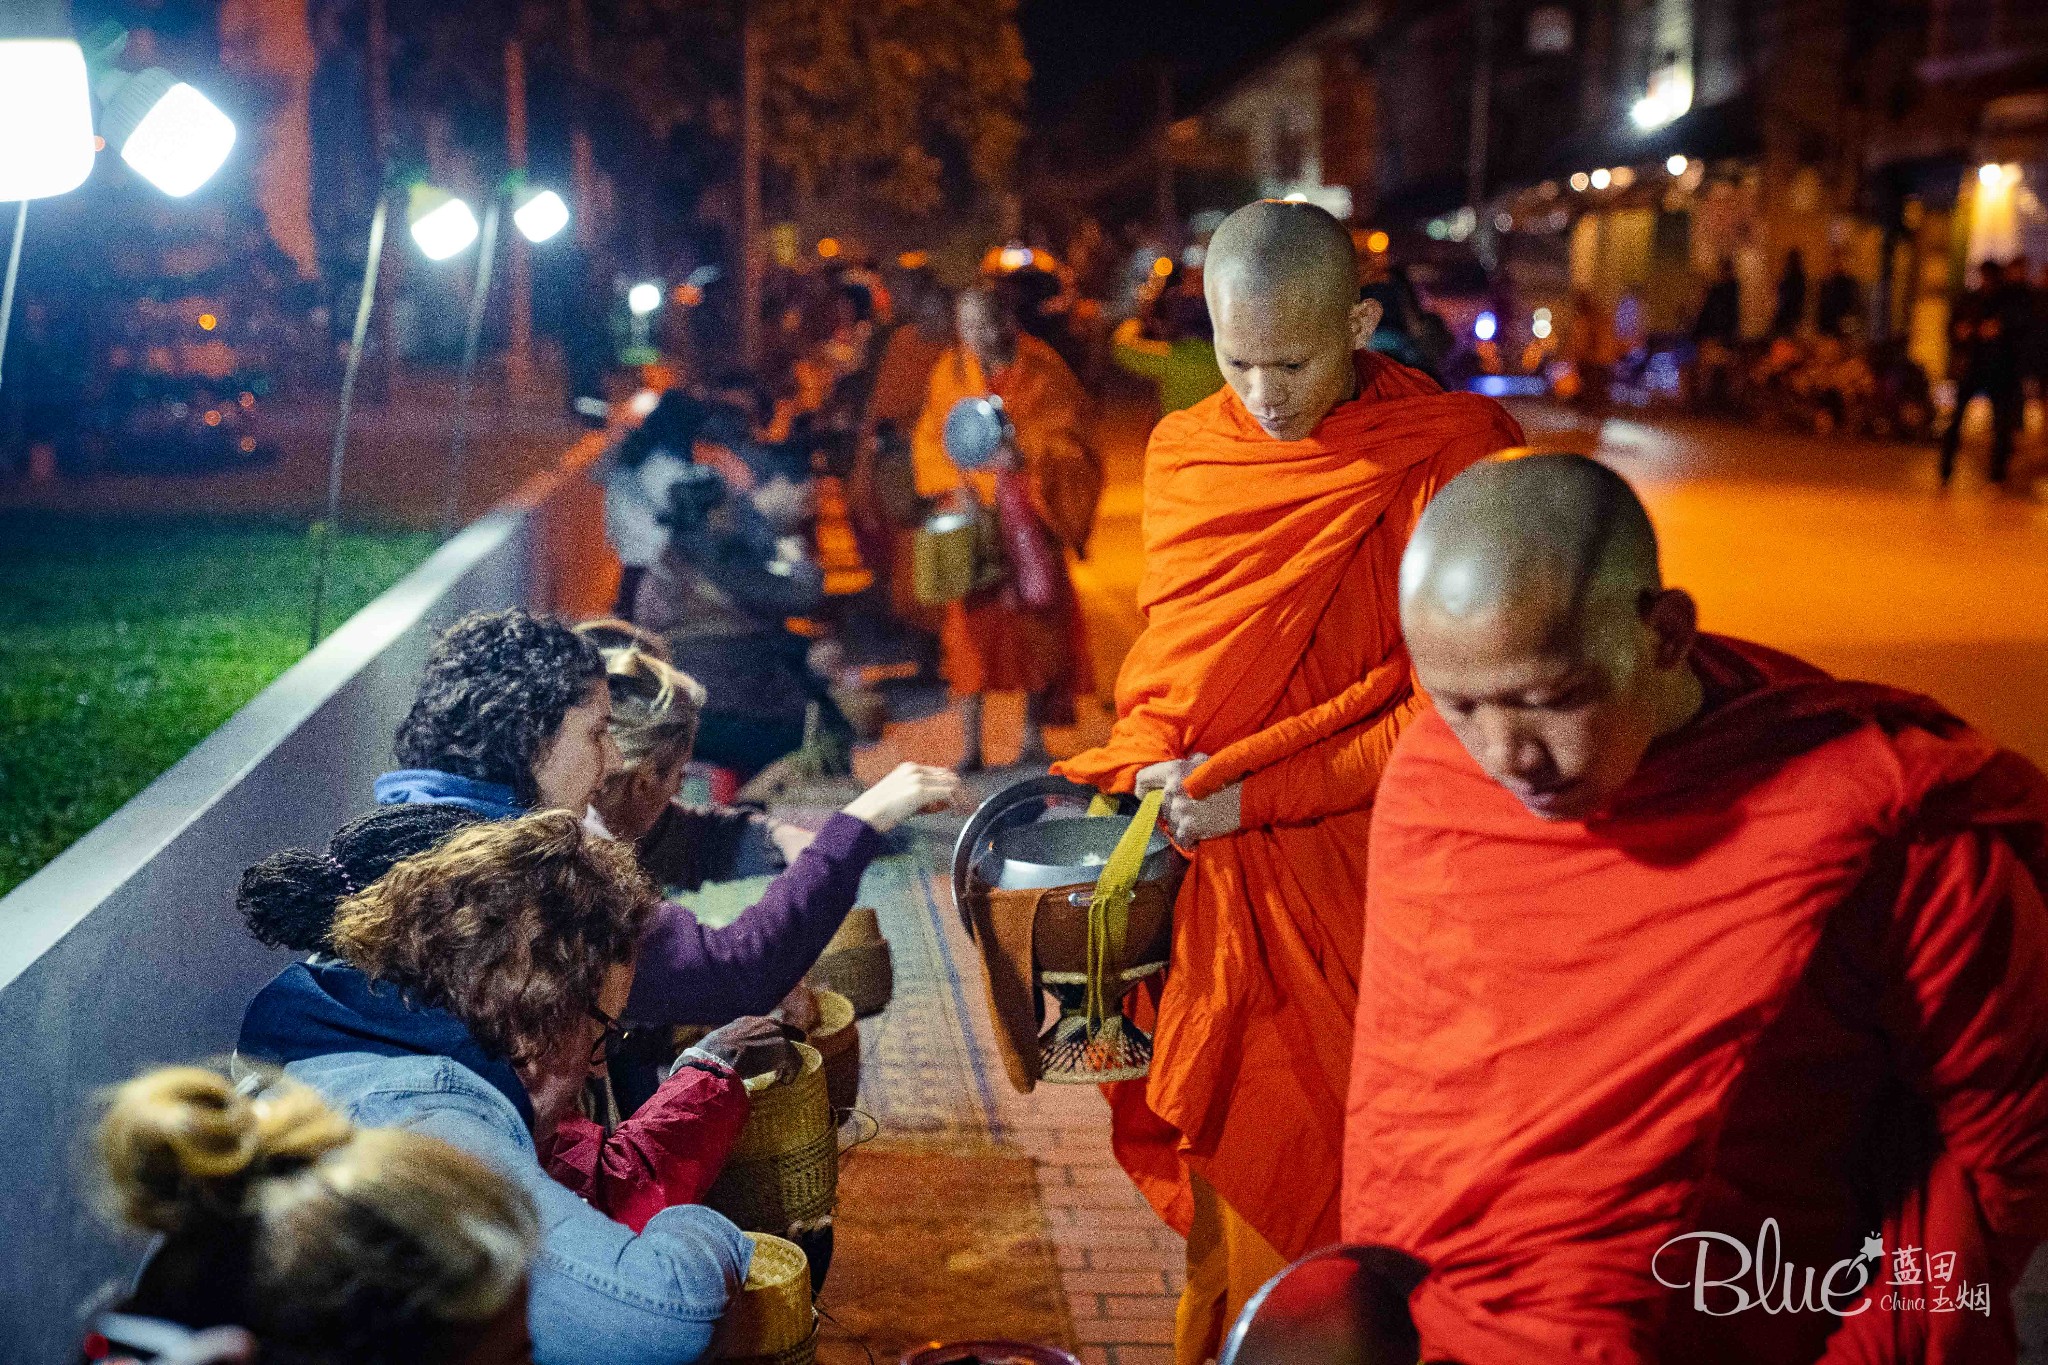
841, 762, 963, 833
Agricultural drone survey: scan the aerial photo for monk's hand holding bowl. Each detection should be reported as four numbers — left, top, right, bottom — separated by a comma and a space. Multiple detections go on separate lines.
1165, 780, 1244, 845
1134, 757, 1199, 797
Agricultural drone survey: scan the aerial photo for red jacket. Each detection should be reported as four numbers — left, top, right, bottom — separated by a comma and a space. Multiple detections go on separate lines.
540, 1060, 749, 1234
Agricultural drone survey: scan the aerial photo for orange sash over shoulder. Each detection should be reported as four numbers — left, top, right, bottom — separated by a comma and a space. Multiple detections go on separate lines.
1056, 352, 1523, 1260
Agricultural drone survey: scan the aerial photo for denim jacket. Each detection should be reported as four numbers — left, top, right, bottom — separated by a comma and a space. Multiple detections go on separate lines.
240, 962, 750, 1365
284, 1050, 751, 1365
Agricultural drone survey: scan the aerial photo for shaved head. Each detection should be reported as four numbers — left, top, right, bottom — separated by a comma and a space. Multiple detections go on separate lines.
1204, 201, 1382, 441
1401, 453, 1661, 632
1400, 454, 1702, 821
1207, 200, 1360, 326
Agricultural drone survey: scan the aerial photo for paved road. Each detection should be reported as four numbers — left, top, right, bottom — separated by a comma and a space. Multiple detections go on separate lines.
1511, 401, 2048, 769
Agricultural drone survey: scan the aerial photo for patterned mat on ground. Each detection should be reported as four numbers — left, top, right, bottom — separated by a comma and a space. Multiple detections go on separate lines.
816, 1138, 1077, 1364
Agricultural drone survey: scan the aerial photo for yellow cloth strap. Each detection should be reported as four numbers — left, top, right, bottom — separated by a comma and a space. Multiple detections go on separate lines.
1086, 793, 1120, 817
1086, 788, 1164, 1032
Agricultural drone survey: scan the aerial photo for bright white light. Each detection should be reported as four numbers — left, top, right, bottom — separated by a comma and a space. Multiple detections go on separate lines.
1532, 316, 1553, 340
1666, 154, 1689, 176
1570, 172, 1590, 192
120, 82, 235, 197
1474, 310, 1498, 342
1590, 168, 1613, 190
1980, 163, 2009, 189
411, 196, 479, 260
1630, 68, 1692, 131
1282, 191, 1308, 203
0, 41, 97, 201
628, 388, 661, 417
1534, 307, 1552, 324
628, 282, 662, 316
513, 188, 570, 243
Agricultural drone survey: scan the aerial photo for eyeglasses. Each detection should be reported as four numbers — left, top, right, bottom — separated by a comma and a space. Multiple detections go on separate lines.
587, 1005, 627, 1068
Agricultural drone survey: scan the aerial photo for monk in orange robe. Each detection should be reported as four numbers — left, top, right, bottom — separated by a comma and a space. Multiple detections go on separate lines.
1054, 200, 1522, 1364
1348, 452, 2048, 1364
913, 284, 1099, 772
856, 271, 954, 627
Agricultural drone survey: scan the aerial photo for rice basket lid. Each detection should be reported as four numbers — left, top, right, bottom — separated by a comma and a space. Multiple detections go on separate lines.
810, 989, 856, 1042
828, 907, 884, 949
723, 1233, 813, 1354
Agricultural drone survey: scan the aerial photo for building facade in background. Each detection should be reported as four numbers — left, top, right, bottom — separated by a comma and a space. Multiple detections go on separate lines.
1196, 0, 2048, 377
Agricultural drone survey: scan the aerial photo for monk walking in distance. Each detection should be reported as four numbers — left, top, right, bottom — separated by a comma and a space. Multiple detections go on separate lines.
1349, 452, 2048, 1364
1057, 200, 1521, 1363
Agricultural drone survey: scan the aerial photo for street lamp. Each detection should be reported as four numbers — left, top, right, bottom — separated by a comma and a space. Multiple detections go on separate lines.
439, 181, 572, 534
0, 38, 97, 397
98, 68, 236, 198
408, 185, 480, 261
0, 33, 235, 396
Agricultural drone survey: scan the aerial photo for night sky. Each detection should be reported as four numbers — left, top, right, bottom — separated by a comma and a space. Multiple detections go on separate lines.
1021, 0, 1345, 149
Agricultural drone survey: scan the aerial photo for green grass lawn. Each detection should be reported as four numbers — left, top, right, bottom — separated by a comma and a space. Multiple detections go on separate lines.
0, 513, 435, 897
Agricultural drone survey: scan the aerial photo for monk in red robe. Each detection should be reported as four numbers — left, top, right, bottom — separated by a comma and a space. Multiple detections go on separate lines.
913, 285, 1099, 772
1056, 200, 1522, 1364
1347, 452, 2048, 1364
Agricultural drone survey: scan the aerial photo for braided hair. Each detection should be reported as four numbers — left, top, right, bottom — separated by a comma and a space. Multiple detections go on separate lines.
238, 805, 485, 952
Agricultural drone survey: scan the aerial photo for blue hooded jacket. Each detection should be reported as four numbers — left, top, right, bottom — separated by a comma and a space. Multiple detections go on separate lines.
373, 768, 525, 818
238, 962, 750, 1365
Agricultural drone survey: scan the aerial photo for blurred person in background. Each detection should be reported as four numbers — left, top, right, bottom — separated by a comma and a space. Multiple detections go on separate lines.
912, 282, 1100, 773
1942, 259, 2029, 487
1814, 246, 1863, 339
1770, 248, 1809, 338
89, 1064, 537, 1365
1113, 283, 1224, 418
604, 392, 711, 620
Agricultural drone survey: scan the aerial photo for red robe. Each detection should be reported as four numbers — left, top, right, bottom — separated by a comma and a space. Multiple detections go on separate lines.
1347, 634, 2048, 1363
1056, 352, 1523, 1259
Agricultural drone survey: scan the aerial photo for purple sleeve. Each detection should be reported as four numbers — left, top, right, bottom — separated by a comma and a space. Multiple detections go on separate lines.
624, 813, 889, 1026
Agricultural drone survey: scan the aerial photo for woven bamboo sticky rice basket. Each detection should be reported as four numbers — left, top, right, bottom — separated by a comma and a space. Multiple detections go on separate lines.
808, 988, 860, 1116
810, 907, 893, 1017
719, 1232, 817, 1365
705, 1043, 838, 1235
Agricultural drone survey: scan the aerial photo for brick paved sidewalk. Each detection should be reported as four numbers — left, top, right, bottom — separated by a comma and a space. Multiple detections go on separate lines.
806, 752, 1187, 1365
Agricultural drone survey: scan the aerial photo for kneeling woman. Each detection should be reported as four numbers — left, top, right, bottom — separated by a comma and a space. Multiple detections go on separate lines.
238, 814, 749, 1365
376, 609, 957, 1027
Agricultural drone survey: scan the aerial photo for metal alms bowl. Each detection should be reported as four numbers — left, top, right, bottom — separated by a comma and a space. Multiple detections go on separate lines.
941, 395, 1013, 471
986, 816, 1176, 891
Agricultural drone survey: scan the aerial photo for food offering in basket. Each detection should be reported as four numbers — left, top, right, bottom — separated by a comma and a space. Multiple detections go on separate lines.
806, 987, 861, 1117
719, 1232, 817, 1365
953, 776, 1184, 1092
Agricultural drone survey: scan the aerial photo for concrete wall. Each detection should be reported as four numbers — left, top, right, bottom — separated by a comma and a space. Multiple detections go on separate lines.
0, 435, 612, 1363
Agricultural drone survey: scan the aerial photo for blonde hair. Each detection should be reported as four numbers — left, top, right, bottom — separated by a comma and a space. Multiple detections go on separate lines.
599, 644, 708, 770
98, 1066, 536, 1363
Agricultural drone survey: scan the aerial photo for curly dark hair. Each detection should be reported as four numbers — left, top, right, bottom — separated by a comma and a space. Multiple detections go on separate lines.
393, 610, 606, 807
329, 812, 657, 1069
238, 805, 487, 952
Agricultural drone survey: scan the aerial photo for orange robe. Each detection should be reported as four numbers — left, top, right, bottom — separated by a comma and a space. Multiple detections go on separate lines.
911, 334, 1099, 715
1055, 352, 1523, 1261
1348, 634, 2048, 1365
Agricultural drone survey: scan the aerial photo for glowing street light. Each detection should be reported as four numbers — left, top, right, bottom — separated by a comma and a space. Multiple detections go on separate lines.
98, 68, 236, 198
628, 281, 663, 316
0, 39, 96, 202
1589, 168, 1613, 191
1666, 154, 1689, 176
512, 186, 569, 244
408, 186, 480, 260
1474, 310, 1498, 342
